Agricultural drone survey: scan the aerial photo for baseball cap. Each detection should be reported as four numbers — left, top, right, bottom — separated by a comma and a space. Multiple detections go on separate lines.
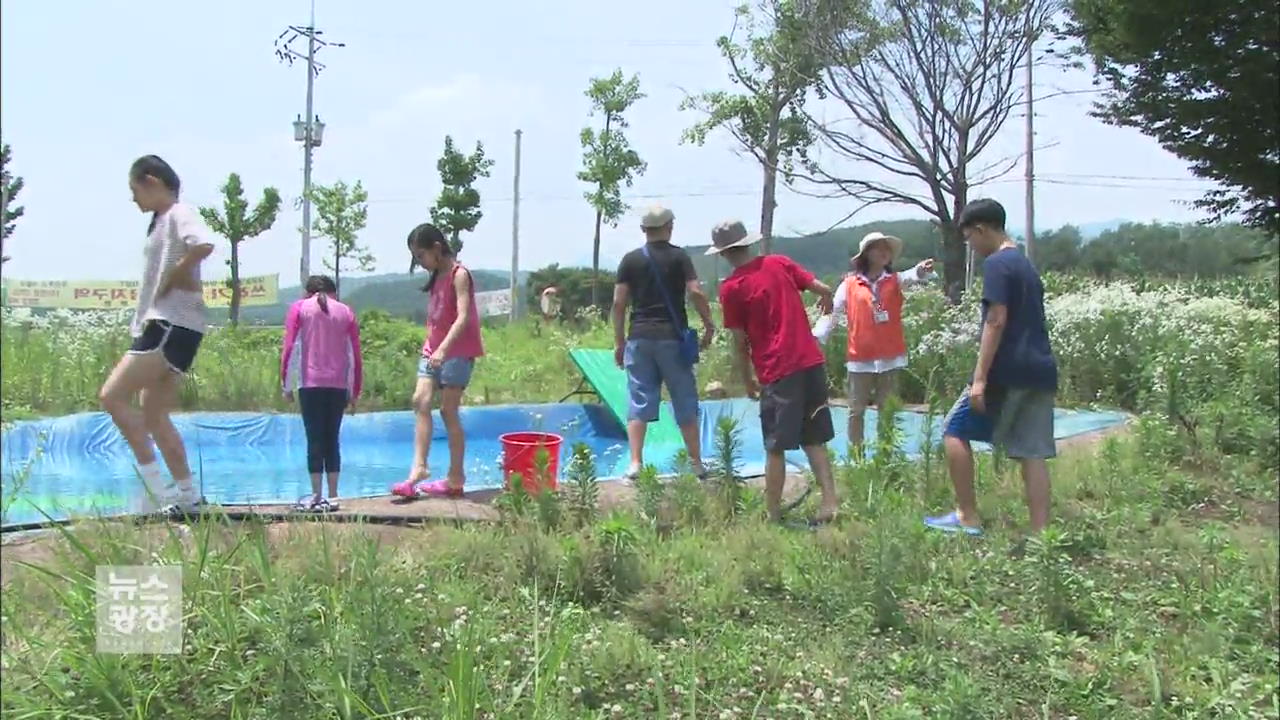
640, 206, 674, 229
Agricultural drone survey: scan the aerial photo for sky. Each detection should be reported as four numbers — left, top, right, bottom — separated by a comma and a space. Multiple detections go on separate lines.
0, 0, 1218, 284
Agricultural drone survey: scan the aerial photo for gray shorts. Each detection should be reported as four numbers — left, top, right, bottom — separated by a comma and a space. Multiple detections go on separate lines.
942, 385, 1056, 459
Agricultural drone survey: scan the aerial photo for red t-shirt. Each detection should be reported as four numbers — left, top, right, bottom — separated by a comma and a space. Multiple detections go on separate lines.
719, 255, 826, 386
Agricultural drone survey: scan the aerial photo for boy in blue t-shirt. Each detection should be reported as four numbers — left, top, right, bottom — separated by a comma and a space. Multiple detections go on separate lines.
925, 199, 1059, 536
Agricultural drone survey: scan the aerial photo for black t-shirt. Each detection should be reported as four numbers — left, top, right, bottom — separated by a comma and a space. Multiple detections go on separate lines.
616, 242, 697, 340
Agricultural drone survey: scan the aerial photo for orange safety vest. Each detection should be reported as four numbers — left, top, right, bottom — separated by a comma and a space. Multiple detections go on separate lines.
845, 272, 907, 362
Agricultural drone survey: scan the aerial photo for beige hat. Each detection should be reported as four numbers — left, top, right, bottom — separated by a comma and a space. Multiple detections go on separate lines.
705, 220, 762, 255
853, 231, 904, 263
640, 205, 674, 229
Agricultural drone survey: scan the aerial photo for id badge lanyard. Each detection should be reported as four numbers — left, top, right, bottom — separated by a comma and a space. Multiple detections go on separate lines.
859, 272, 891, 324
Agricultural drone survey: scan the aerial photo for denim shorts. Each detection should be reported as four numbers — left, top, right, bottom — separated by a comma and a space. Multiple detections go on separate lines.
943, 385, 1056, 459
417, 356, 476, 389
624, 338, 698, 426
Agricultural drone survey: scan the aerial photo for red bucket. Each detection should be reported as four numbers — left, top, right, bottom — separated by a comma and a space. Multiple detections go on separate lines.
499, 432, 563, 493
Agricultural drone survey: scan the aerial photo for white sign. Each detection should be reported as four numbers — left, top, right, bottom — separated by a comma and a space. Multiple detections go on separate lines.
474, 289, 513, 318
96, 565, 183, 654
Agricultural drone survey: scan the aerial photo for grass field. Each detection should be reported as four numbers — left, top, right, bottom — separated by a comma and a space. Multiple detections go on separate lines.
0, 273, 1277, 718
1, 418, 1277, 718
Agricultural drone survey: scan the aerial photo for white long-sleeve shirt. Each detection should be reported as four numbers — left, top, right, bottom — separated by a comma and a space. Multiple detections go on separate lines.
812, 263, 933, 374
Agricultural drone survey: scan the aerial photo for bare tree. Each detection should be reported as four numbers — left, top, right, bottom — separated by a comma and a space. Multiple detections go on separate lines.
799, 0, 1059, 299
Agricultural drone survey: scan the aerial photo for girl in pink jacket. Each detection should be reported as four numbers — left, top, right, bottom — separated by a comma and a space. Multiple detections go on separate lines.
281, 275, 363, 513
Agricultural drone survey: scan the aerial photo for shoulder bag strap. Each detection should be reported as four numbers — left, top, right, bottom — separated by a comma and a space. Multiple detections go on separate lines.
641, 245, 687, 333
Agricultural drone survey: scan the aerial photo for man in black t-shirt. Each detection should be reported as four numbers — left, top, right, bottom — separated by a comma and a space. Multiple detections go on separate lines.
611, 206, 716, 480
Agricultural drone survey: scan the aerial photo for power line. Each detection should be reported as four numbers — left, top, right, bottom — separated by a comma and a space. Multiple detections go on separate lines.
1037, 172, 1214, 183
353, 187, 761, 206
1035, 178, 1208, 194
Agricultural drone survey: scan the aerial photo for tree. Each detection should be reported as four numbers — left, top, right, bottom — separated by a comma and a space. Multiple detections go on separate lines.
310, 180, 372, 294
799, 0, 1059, 300
680, 0, 820, 251
525, 264, 616, 321
1068, 0, 1279, 238
198, 174, 282, 326
430, 136, 495, 255
578, 70, 647, 306
1035, 225, 1084, 273
1, 142, 25, 264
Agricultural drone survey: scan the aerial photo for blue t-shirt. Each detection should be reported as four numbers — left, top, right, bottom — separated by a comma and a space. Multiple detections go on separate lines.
980, 247, 1058, 390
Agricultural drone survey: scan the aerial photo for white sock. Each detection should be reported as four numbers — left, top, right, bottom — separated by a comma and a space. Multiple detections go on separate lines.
139, 462, 163, 483
171, 477, 198, 502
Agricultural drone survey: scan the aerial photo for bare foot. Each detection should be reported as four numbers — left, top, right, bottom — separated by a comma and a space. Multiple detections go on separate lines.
813, 506, 840, 524
445, 474, 466, 492
406, 466, 429, 483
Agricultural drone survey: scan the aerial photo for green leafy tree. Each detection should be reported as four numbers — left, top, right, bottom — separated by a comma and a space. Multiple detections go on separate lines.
311, 180, 372, 294
1068, 0, 1279, 238
799, 0, 1060, 300
578, 70, 647, 306
526, 264, 616, 320
1035, 225, 1084, 274
198, 174, 282, 326
430, 136, 495, 256
680, 0, 820, 252
1, 142, 25, 264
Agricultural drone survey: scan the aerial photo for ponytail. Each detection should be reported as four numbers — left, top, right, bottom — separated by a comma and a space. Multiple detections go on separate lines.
304, 275, 337, 315
406, 223, 453, 293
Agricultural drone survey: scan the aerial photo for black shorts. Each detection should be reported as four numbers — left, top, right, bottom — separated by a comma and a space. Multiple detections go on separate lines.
760, 363, 834, 452
128, 320, 203, 373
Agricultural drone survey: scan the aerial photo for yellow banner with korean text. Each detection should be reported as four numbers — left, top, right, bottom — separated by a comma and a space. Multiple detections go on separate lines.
0, 275, 279, 310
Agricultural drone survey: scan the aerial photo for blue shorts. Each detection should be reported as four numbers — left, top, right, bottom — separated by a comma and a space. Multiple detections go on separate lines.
624, 338, 698, 426
943, 385, 1057, 459
417, 356, 476, 389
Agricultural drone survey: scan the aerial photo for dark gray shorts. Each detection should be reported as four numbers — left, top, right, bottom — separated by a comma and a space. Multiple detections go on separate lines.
760, 364, 835, 452
943, 385, 1057, 459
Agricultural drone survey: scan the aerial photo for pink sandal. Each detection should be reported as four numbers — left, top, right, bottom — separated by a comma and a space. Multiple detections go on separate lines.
390, 479, 423, 498
414, 479, 464, 499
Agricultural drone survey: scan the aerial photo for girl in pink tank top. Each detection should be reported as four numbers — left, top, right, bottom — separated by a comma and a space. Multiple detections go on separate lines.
391, 223, 485, 499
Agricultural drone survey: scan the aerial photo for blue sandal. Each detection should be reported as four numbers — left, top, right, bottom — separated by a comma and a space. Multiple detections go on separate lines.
923, 511, 983, 536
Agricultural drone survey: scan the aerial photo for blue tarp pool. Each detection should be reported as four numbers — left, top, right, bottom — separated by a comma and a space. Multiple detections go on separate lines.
0, 399, 1127, 528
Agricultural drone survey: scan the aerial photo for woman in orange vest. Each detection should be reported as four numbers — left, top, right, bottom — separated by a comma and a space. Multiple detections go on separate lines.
813, 232, 935, 454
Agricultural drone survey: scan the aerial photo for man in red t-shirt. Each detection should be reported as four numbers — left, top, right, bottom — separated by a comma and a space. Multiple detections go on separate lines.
710, 220, 840, 524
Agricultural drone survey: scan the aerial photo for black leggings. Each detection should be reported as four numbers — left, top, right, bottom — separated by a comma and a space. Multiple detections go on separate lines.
298, 388, 348, 475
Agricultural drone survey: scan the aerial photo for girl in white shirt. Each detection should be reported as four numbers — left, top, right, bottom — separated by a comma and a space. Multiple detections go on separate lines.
99, 155, 215, 518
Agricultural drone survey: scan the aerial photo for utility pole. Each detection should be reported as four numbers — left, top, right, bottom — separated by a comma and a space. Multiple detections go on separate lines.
1024, 20, 1036, 264
275, 0, 343, 287
510, 129, 522, 322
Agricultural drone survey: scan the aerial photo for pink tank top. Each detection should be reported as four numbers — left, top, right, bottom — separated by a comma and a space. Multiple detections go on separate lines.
422, 263, 485, 359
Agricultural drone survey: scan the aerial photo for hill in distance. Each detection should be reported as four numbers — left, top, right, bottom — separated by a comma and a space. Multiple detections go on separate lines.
236, 269, 529, 326
232, 218, 1129, 324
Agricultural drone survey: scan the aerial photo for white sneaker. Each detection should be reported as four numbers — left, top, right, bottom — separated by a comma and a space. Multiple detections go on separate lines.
159, 484, 204, 518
